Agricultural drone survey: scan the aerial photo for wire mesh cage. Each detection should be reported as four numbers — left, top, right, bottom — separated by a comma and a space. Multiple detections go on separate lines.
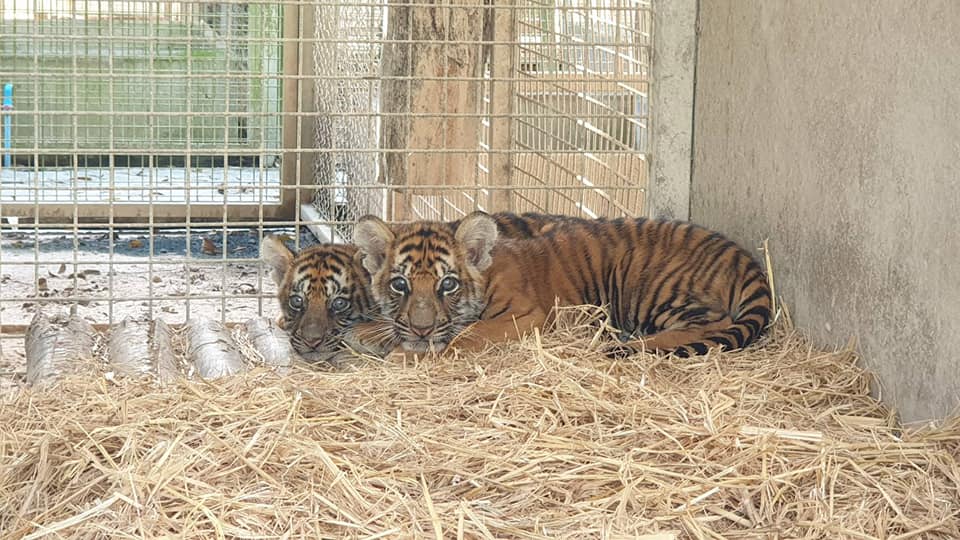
308, 0, 651, 237
0, 0, 653, 366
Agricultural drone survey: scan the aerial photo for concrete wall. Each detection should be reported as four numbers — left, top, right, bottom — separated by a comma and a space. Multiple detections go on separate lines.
690, 1, 960, 422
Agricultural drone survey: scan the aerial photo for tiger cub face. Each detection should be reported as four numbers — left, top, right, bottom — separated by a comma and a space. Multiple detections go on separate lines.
260, 236, 374, 362
353, 213, 499, 353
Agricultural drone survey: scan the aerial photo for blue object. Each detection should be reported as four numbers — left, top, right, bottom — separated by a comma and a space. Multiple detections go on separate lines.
2, 83, 12, 168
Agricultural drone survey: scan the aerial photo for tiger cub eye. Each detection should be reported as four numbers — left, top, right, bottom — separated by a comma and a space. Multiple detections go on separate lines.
389, 276, 409, 294
331, 297, 351, 313
439, 276, 460, 294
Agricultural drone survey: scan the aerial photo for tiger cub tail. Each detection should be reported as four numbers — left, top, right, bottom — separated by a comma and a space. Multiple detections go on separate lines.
686, 258, 773, 356
610, 238, 773, 359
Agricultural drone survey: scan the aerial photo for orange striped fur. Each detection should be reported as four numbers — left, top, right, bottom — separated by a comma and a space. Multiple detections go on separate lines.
261, 212, 571, 362
354, 212, 772, 358
260, 238, 373, 364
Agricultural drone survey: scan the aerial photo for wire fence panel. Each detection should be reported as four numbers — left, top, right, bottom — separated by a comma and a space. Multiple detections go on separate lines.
310, 0, 652, 235
0, 0, 653, 368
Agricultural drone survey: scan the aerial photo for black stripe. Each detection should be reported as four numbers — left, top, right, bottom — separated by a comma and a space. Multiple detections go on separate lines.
709, 337, 734, 350
700, 246, 735, 298
739, 271, 763, 291
563, 235, 593, 303
739, 288, 771, 309
739, 319, 762, 335
679, 306, 711, 322
582, 248, 601, 305
398, 241, 421, 255
722, 326, 745, 345
689, 231, 721, 258
678, 222, 698, 248
308, 251, 346, 268
618, 240, 639, 308
641, 286, 671, 333
597, 222, 619, 251
727, 274, 740, 309
513, 307, 535, 318
644, 284, 676, 331
740, 305, 771, 321
547, 234, 584, 302
688, 342, 708, 355
482, 301, 511, 320
651, 304, 678, 329
512, 216, 534, 237
607, 264, 622, 329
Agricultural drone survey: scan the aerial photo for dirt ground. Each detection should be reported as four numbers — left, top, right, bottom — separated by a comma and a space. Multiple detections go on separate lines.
0, 226, 319, 387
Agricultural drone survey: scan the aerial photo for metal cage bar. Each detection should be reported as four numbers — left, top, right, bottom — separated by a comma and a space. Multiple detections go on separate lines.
0, 0, 657, 366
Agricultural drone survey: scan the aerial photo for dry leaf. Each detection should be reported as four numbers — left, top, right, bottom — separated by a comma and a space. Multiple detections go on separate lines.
233, 283, 257, 294
202, 238, 218, 256
129, 239, 144, 249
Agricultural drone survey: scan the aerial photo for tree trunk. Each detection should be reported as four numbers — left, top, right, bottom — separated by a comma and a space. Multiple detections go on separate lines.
379, 0, 486, 220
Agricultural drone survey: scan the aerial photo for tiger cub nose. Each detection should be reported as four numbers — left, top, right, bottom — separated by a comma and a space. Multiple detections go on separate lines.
303, 337, 326, 349
409, 324, 434, 338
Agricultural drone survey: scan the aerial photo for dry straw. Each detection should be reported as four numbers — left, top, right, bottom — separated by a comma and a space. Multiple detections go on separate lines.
1, 304, 958, 539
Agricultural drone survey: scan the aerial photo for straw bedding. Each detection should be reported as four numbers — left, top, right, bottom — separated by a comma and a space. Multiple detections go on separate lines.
1, 308, 958, 539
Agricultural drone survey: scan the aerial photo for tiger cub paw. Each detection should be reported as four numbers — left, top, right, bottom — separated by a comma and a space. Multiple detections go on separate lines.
603, 343, 641, 359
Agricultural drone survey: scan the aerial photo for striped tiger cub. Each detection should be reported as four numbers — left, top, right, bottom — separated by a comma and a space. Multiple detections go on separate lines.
260, 212, 574, 362
353, 212, 772, 357
260, 241, 373, 364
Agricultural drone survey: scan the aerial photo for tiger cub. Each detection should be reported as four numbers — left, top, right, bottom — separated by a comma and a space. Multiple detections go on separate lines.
260, 212, 575, 362
260, 240, 373, 363
353, 212, 772, 357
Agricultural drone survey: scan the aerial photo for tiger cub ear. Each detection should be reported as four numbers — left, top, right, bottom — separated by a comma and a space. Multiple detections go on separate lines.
261, 235, 295, 286
455, 211, 498, 272
354, 215, 395, 276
